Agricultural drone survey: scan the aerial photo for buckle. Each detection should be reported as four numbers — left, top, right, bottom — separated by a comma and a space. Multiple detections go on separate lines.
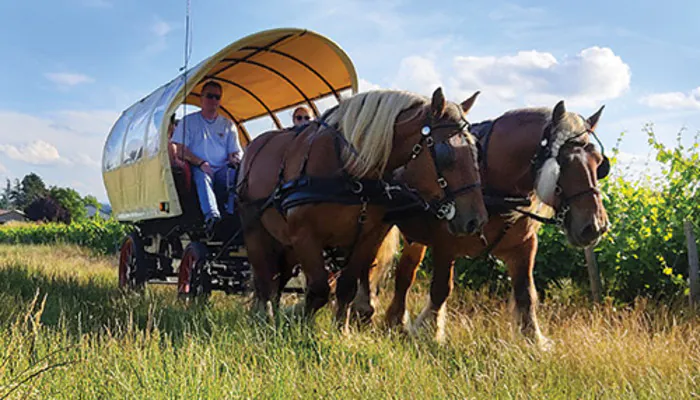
437, 202, 456, 220
351, 180, 364, 194
411, 143, 422, 158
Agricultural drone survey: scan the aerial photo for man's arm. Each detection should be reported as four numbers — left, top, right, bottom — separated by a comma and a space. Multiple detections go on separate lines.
226, 122, 242, 167
172, 143, 207, 166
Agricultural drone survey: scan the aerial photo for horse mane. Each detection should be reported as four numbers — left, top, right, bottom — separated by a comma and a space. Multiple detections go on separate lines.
321, 90, 428, 178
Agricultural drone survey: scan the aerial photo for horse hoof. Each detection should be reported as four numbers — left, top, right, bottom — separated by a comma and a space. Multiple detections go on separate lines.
537, 336, 554, 352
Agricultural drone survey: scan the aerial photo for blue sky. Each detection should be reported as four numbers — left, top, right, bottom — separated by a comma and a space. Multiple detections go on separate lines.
0, 0, 698, 202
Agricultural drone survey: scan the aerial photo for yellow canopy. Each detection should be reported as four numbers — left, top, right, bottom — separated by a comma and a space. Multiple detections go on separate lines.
102, 28, 359, 222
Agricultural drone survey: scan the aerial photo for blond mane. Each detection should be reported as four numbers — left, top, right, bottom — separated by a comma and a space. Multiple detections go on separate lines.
322, 90, 428, 177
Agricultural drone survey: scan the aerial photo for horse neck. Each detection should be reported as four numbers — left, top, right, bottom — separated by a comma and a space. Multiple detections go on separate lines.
384, 106, 425, 173
484, 111, 549, 195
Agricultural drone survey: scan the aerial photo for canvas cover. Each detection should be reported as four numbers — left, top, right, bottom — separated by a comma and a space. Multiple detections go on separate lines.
102, 28, 358, 221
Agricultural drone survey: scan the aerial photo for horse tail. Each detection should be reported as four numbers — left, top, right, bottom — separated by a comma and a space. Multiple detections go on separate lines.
369, 226, 401, 294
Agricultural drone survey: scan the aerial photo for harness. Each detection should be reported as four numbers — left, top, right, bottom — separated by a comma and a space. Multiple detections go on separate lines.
470, 116, 610, 258
237, 110, 480, 274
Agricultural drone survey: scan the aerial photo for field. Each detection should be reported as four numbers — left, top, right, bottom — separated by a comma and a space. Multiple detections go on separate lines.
0, 244, 697, 399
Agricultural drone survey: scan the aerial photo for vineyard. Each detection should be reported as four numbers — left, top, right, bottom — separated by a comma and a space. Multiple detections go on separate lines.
0, 128, 698, 303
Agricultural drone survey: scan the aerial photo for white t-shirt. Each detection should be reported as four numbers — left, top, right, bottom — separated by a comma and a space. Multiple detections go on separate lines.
171, 111, 241, 171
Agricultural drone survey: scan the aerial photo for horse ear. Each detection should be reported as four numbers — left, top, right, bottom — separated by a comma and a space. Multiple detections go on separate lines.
431, 87, 446, 117
460, 91, 480, 114
587, 105, 605, 131
552, 100, 566, 124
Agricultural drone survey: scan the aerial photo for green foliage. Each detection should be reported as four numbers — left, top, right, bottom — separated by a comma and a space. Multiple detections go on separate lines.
0, 180, 10, 209
82, 194, 100, 209
0, 219, 130, 255
449, 126, 700, 303
49, 187, 87, 222
20, 173, 47, 208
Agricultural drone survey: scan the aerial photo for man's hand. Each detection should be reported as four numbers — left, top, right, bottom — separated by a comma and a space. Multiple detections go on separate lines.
228, 152, 241, 169
200, 161, 214, 177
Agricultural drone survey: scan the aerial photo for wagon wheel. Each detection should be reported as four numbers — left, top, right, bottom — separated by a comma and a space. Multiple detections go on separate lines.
118, 232, 147, 290
178, 242, 212, 300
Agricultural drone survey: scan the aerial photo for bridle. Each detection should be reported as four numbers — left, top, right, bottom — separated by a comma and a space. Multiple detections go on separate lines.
399, 108, 482, 220
525, 124, 610, 227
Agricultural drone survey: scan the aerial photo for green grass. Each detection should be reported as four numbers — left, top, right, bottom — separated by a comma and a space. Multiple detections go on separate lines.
0, 244, 697, 399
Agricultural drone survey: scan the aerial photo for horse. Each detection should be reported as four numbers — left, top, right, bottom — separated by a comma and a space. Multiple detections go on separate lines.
236, 87, 488, 325
374, 100, 610, 347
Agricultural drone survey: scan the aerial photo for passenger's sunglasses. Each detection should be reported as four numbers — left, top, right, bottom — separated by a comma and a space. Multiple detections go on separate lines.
295, 115, 311, 121
204, 93, 221, 100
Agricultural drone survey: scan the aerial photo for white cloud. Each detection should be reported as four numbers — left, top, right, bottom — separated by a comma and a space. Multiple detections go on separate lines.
145, 17, 174, 54
51, 110, 120, 136
152, 18, 172, 37
44, 72, 95, 87
450, 46, 630, 108
0, 110, 120, 201
0, 162, 7, 174
0, 140, 64, 165
639, 87, 700, 110
358, 78, 381, 92
392, 56, 443, 95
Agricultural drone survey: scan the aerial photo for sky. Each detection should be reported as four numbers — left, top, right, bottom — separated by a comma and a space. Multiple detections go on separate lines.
0, 0, 698, 203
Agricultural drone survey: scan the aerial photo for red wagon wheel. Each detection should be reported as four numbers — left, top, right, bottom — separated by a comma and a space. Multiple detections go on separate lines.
178, 242, 211, 299
118, 232, 146, 290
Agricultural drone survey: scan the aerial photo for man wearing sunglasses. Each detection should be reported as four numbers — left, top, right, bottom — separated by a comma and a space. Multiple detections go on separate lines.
292, 106, 313, 127
171, 80, 241, 236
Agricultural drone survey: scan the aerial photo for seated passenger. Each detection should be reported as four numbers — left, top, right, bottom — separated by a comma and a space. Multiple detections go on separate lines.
171, 81, 241, 236
291, 106, 313, 127
167, 114, 187, 169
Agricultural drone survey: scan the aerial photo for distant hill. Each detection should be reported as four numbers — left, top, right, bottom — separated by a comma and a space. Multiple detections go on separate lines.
100, 203, 112, 214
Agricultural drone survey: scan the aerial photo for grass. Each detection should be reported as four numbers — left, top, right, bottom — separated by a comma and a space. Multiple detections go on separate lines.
0, 244, 697, 399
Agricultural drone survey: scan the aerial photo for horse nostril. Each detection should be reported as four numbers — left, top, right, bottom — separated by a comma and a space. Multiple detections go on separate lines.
580, 223, 598, 241
466, 219, 477, 234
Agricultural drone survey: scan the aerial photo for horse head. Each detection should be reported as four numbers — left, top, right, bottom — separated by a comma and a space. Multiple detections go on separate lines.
535, 100, 610, 247
391, 87, 488, 235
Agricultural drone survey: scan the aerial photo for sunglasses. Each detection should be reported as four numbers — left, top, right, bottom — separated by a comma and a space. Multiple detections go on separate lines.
295, 115, 311, 121
204, 93, 221, 100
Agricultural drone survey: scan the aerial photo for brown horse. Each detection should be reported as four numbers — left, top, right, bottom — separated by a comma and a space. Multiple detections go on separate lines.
237, 88, 488, 324
377, 100, 610, 347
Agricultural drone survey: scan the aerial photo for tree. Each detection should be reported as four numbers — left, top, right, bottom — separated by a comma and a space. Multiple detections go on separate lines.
49, 187, 86, 222
10, 178, 23, 208
0, 179, 10, 209
82, 195, 100, 209
24, 195, 71, 224
21, 173, 47, 206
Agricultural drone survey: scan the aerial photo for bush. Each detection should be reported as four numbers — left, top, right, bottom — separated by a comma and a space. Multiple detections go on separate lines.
0, 218, 130, 255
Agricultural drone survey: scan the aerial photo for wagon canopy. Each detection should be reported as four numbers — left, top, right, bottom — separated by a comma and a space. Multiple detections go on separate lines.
102, 28, 359, 222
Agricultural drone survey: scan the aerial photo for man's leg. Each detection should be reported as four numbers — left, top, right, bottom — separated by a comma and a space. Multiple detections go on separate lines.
213, 167, 237, 215
192, 167, 221, 224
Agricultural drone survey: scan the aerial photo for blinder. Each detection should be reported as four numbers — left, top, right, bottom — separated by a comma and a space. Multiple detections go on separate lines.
434, 141, 456, 170
597, 155, 610, 180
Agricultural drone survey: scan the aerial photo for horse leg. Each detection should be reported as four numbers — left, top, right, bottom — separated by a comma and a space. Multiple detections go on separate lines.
501, 235, 552, 350
349, 226, 401, 327
244, 222, 283, 321
385, 242, 427, 329
335, 226, 391, 330
289, 228, 330, 320
413, 245, 455, 343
